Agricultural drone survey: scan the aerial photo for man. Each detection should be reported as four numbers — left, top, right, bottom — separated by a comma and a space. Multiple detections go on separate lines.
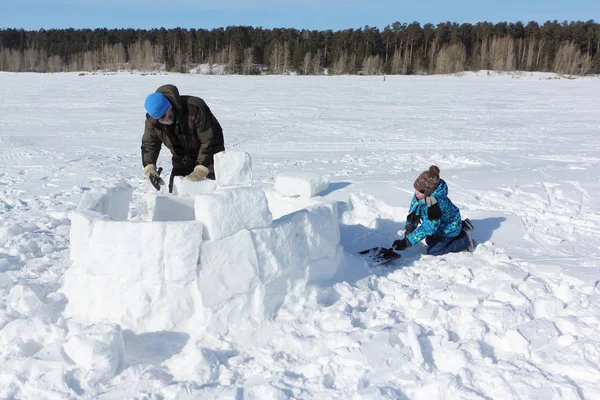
141, 84, 225, 192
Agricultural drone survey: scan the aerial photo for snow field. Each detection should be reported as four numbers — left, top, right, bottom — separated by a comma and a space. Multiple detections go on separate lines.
0, 72, 599, 398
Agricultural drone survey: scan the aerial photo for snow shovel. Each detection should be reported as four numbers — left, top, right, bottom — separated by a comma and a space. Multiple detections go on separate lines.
358, 246, 401, 267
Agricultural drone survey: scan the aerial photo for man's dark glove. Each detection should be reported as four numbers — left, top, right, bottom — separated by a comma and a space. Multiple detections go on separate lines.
393, 238, 412, 251
426, 196, 441, 220
405, 224, 416, 235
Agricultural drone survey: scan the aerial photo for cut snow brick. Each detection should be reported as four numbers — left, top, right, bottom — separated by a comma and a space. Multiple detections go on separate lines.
69, 212, 203, 283
77, 181, 133, 221
62, 267, 200, 332
173, 177, 217, 196
264, 187, 331, 220
214, 151, 253, 187
194, 187, 272, 240
198, 230, 259, 308
274, 172, 329, 198
150, 195, 195, 221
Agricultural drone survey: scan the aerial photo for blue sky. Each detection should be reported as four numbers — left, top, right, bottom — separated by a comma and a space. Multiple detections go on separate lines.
1, 0, 598, 31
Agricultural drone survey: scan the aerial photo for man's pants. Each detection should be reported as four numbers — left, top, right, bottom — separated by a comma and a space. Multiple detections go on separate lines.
425, 229, 471, 256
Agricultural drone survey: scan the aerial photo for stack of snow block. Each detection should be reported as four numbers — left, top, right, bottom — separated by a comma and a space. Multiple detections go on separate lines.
62, 167, 342, 335
197, 202, 341, 328
169, 150, 251, 196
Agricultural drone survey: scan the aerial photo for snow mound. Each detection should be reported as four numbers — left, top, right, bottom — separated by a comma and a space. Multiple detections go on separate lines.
63, 323, 125, 390
62, 176, 342, 335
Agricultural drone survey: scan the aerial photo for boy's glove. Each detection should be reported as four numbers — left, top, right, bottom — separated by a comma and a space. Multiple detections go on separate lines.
462, 218, 474, 231
393, 238, 412, 251
144, 164, 165, 190
185, 165, 209, 181
405, 224, 416, 235
426, 196, 441, 220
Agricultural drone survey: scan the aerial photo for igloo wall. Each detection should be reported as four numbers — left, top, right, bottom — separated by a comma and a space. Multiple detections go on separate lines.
61, 153, 341, 335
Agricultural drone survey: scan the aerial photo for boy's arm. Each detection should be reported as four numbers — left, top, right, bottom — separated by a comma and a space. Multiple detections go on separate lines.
407, 214, 441, 244
406, 198, 442, 244
404, 196, 420, 233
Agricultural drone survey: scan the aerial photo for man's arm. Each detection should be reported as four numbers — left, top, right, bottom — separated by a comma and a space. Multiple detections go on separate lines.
141, 118, 162, 167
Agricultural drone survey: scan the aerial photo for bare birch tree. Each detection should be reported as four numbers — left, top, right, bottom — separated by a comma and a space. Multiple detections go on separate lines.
435, 43, 466, 74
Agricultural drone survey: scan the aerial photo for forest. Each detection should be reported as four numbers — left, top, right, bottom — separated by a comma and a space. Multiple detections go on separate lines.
0, 20, 598, 75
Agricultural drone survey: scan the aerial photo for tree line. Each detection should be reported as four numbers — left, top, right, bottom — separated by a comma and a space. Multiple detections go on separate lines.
0, 20, 598, 75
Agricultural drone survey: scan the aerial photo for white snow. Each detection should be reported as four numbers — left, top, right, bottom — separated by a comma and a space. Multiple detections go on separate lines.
0, 71, 599, 399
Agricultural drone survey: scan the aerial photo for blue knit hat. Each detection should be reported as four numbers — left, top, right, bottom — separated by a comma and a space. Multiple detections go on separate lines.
144, 92, 171, 118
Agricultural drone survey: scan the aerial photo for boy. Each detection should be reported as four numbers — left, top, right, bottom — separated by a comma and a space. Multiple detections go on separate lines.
393, 165, 474, 256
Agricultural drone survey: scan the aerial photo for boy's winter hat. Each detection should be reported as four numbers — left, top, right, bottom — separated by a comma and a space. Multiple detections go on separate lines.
414, 165, 440, 196
144, 92, 171, 118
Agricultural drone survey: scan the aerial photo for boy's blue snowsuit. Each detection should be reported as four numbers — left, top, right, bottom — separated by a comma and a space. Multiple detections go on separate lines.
405, 179, 470, 256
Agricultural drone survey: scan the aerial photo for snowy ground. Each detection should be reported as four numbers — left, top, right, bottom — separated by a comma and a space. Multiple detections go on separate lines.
1, 71, 599, 399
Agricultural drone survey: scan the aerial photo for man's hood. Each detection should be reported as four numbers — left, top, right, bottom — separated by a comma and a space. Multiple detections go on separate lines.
155, 84, 182, 116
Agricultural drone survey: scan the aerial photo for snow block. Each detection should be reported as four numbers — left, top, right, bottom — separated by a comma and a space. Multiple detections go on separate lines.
274, 172, 329, 198
214, 151, 253, 187
150, 195, 195, 222
77, 181, 133, 221
264, 188, 332, 220
307, 246, 343, 283
194, 187, 272, 241
63, 267, 201, 332
69, 212, 203, 283
173, 177, 217, 196
198, 230, 262, 326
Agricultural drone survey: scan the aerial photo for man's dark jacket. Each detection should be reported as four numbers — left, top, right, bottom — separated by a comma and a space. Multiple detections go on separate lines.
141, 84, 224, 174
